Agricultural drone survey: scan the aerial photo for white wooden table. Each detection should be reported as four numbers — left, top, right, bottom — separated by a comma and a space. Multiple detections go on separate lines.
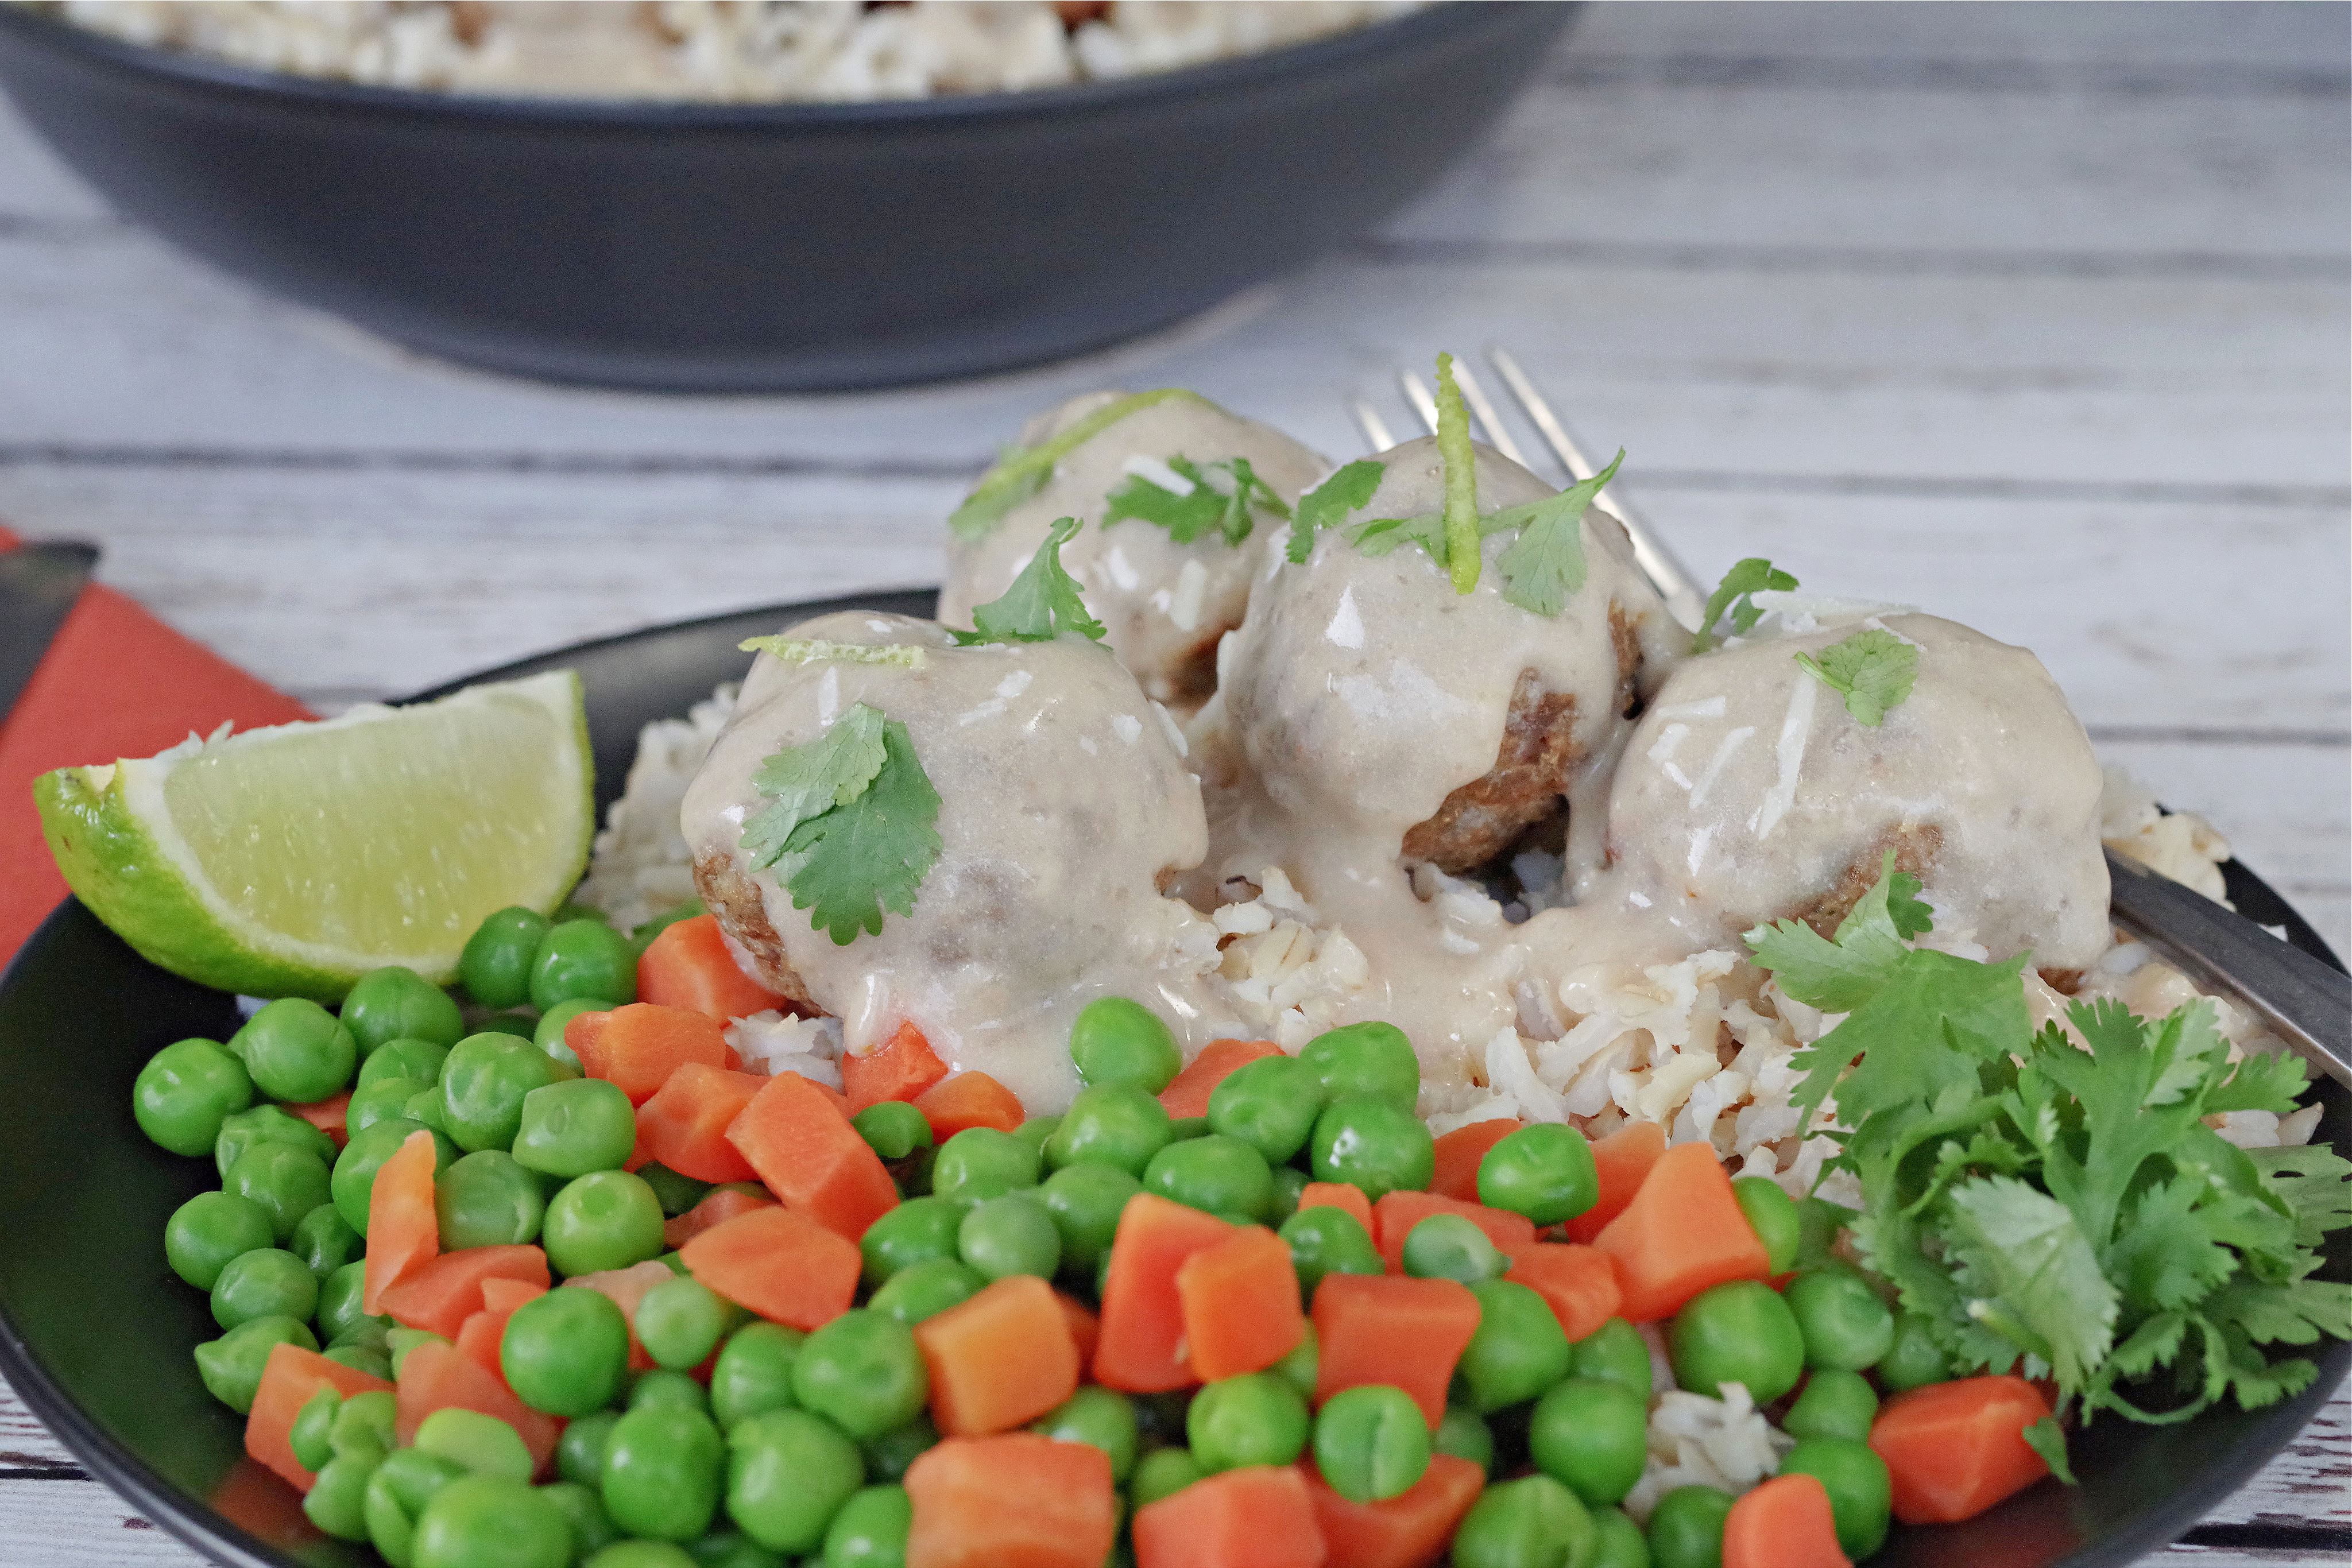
1, 2, 2345, 1562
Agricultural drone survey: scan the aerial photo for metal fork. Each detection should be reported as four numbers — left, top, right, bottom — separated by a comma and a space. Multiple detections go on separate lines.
1347, 347, 2352, 1086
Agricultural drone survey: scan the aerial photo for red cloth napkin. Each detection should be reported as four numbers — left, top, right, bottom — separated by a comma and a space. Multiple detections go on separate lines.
0, 524, 314, 967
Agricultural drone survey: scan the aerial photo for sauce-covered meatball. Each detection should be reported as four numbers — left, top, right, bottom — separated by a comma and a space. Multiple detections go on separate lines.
939, 391, 1326, 709
680, 610, 1233, 1112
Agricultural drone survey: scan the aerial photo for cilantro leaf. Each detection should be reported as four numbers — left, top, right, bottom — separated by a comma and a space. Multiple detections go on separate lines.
1744, 849, 1931, 1013
947, 389, 1204, 541
1104, 455, 1289, 548
1492, 448, 1623, 618
737, 636, 926, 669
2021, 1416, 2076, 1485
1944, 1174, 2118, 1392
1693, 557, 1799, 653
739, 704, 889, 872
1794, 627, 1920, 726
772, 718, 943, 945
2247, 1144, 2352, 1246
2106, 1174, 2243, 1315
1434, 352, 1480, 594
1289, 460, 1385, 563
954, 516, 1106, 646
1348, 510, 1448, 562
1790, 950, 2030, 1144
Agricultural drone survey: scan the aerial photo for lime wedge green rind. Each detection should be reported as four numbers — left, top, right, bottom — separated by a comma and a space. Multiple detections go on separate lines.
34, 671, 594, 1002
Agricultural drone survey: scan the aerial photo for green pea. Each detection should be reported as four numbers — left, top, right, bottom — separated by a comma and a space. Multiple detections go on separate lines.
216, 1102, 337, 1180
502, 1286, 630, 1416
1274, 1322, 1319, 1401
1166, 1116, 1210, 1141
724, 1407, 864, 1554
461, 907, 552, 1010
586, 1545, 698, 1568
635, 1162, 715, 1218
1013, 1116, 1061, 1155
1313, 1384, 1430, 1503
343, 966, 466, 1055
1450, 1473, 1594, 1568
559, 1411, 622, 1488
290, 1387, 342, 1472
412, 1472, 570, 1568
635, 1275, 731, 1371
1206, 1054, 1324, 1167
695, 1323, 799, 1428
958, 1193, 1062, 1281
1778, 1438, 1892, 1559
231, 998, 359, 1105
794, 1311, 929, 1440
930, 1127, 1039, 1201
473, 1012, 540, 1042
133, 1037, 253, 1156
535, 997, 605, 1072
1784, 1369, 1879, 1444
1783, 1268, 1895, 1373
212, 1246, 319, 1330
1186, 1372, 1308, 1472
1130, 1446, 1204, 1507
439, 1032, 563, 1154
360, 1038, 450, 1091
543, 1171, 666, 1276
1645, 1485, 1733, 1568
1299, 1021, 1418, 1111
194, 1315, 316, 1413
227, 1141, 334, 1244
1029, 1386, 1138, 1482
1039, 1163, 1142, 1273
1142, 1133, 1274, 1219
305, 1447, 382, 1540
165, 1190, 275, 1291
1276, 1205, 1384, 1298
332, 1117, 455, 1234
334, 1389, 399, 1457
1529, 1378, 1648, 1507
823, 1484, 911, 1568
1046, 1083, 1172, 1177
1590, 1507, 1650, 1568
1459, 1279, 1572, 1413
324, 1343, 393, 1381
860, 1414, 938, 1482
406, 1091, 457, 1135
1435, 1407, 1494, 1475
541, 1481, 621, 1562
1730, 1177, 1800, 1276
513, 1077, 638, 1177
431, 1150, 544, 1250
1479, 1125, 1599, 1226
867, 1258, 985, 1326
1793, 1196, 1851, 1275
1309, 1096, 1434, 1202
1401, 1214, 1506, 1284
350, 1077, 430, 1137
533, 919, 639, 1012
1268, 1167, 1309, 1224
416, 1407, 535, 1482
604, 1405, 724, 1542
366, 1446, 465, 1568
1874, 1311, 1951, 1393
861, 1196, 965, 1288
1069, 997, 1183, 1092
684, 1538, 780, 1568
853, 1102, 935, 1162
316, 1260, 377, 1342
1570, 1318, 1653, 1405
330, 1317, 392, 1356
1668, 1281, 1804, 1405
630, 1368, 710, 1414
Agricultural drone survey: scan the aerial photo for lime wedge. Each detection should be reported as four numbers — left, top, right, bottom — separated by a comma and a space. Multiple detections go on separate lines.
35, 671, 593, 1001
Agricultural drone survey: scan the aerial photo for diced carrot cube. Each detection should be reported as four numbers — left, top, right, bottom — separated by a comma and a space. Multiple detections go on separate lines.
1371, 1191, 1536, 1274
394, 1339, 559, 1476
246, 1344, 392, 1492
566, 1260, 674, 1372
662, 1186, 777, 1250
572, 1002, 728, 1105
1561, 1121, 1666, 1244
1312, 1275, 1479, 1428
1093, 1194, 1233, 1393
906, 1433, 1117, 1568
915, 1276, 1081, 1437
635, 1062, 765, 1184
679, 1204, 859, 1331
1724, 1472, 1851, 1568
1428, 1118, 1522, 1205
1302, 1454, 1484, 1568
1177, 1225, 1305, 1381
1592, 1142, 1770, 1322
455, 1278, 547, 1376
1296, 1182, 1374, 1236
1158, 1040, 1284, 1121
378, 1244, 550, 1342
843, 1021, 952, 1115
362, 1128, 439, 1315
1132, 1465, 1326, 1568
288, 1090, 352, 1151
727, 1070, 899, 1240
1055, 1292, 1100, 1366
911, 1071, 1025, 1141
636, 913, 794, 1023
1871, 1376, 2053, 1526
1503, 1243, 1622, 1343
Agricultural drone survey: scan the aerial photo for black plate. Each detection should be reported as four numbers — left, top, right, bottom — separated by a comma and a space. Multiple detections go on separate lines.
0, 595, 2343, 1567
0, 4, 1575, 392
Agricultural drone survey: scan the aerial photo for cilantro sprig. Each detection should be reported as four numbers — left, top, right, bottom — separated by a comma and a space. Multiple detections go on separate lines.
952, 516, 1105, 647
947, 389, 1208, 541
1795, 628, 1919, 726
1490, 450, 1622, 617
740, 702, 943, 945
1747, 861, 2352, 1473
1693, 558, 1799, 652
1287, 460, 1385, 564
1102, 455, 1290, 548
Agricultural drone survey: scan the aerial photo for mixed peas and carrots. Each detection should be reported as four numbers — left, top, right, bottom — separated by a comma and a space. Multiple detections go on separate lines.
137, 902, 2062, 1568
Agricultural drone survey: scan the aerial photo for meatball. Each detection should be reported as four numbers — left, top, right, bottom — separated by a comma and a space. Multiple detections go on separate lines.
680, 610, 1231, 1112
1596, 612, 2110, 969
939, 390, 1326, 709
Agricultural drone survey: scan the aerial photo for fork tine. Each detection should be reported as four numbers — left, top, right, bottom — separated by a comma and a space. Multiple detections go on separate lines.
1347, 395, 1396, 454
1449, 359, 1530, 468
1396, 369, 1440, 435
1486, 344, 1597, 483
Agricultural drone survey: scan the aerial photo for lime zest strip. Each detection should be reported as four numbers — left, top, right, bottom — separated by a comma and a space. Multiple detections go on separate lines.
947, 389, 1210, 541
1434, 353, 1481, 595
740, 637, 926, 668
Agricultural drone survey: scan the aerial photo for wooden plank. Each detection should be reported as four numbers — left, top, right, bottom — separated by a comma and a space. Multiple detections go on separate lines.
0, 1479, 199, 1567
